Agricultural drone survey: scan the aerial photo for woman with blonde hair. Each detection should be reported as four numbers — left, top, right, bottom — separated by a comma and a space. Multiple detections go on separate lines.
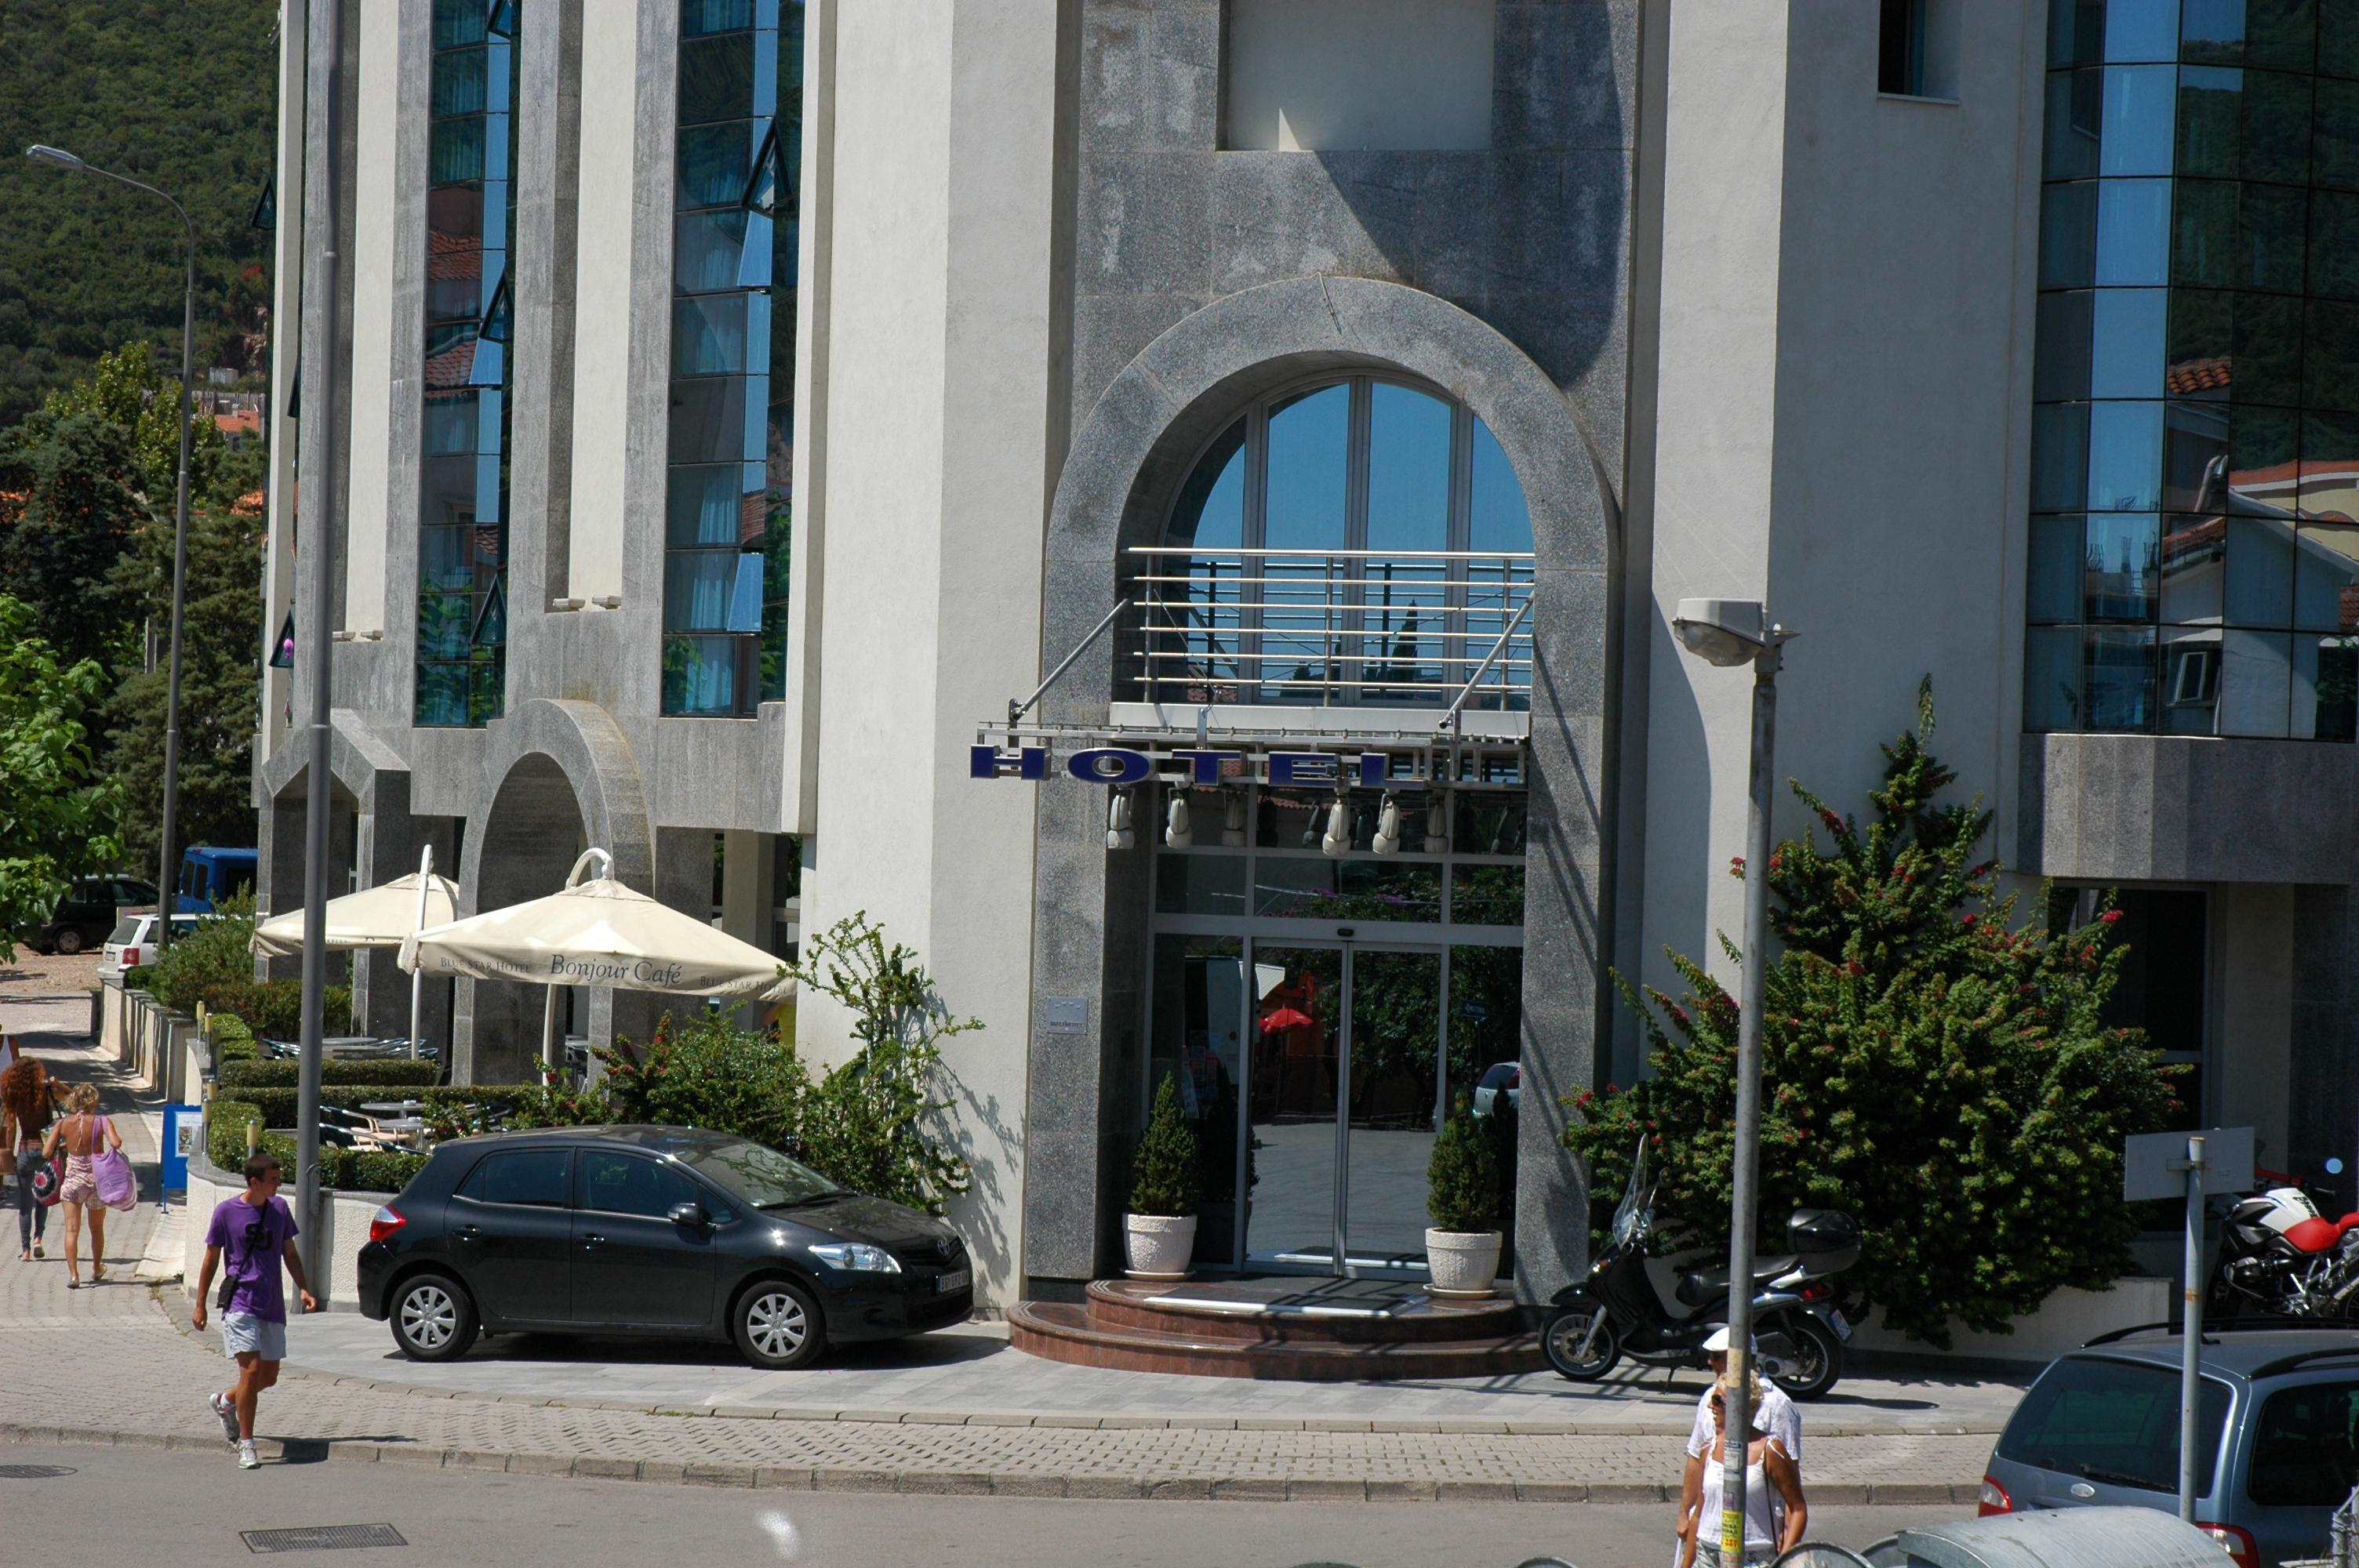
42, 1082, 122, 1287
1675, 1365, 1808, 1567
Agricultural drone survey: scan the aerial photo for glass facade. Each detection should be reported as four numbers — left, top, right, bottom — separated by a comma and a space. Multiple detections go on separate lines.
416, 0, 518, 726
2028, 0, 2359, 740
662, 0, 801, 716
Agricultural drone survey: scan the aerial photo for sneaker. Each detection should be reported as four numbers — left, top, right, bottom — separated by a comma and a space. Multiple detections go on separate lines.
212, 1392, 241, 1446
238, 1440, 260, 1471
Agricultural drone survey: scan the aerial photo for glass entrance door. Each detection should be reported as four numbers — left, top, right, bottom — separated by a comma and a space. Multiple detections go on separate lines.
1247, 945, 1344, 1269
1243, 942, 1445, 1275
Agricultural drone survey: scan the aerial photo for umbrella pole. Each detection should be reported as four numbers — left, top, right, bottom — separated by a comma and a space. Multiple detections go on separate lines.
542, 982, 559, 1080
411, 844, 433, 1062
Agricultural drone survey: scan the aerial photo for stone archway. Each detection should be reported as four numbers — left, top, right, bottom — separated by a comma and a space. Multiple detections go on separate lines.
454, 699, 660, 1083
1021, 278, 1616, 1300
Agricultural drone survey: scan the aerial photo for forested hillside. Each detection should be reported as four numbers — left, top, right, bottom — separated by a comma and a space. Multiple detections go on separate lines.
0, 0, 279, 426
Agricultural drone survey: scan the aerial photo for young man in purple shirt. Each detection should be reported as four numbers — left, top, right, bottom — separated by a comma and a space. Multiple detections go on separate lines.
193, 1152, 317, 1469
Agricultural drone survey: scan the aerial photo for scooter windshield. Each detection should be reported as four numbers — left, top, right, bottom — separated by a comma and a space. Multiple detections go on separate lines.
1609, 1137, 1652, 1249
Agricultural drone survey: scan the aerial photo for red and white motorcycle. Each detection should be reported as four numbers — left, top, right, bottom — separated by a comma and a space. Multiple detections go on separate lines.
2208, 1163, 2359, 1320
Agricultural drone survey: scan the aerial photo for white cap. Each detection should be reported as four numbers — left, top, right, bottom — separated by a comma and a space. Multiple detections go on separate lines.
1702, 1327, 1758, 1354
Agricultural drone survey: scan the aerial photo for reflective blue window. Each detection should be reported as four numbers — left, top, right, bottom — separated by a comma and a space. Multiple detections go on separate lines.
415, 0, 515, 728
663, 1, 802, 716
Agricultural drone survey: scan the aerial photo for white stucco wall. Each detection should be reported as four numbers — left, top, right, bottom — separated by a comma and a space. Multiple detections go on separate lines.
340, 0, 402, 636
800, 0, 1060, 1305
565, 12, 639, 602
1223, 0, 1496, 152
1637, 5, 2044, 1009
260, 2, 307, 762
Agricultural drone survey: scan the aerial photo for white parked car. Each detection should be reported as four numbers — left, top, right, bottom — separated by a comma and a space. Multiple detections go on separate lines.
98, 913, 201, 982
1471, 1061, 1521, 1117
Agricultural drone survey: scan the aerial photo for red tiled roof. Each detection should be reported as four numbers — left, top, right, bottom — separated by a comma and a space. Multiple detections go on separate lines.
424, 338, 477, 389
428, 229, 482, 282
2165, 356, 2230, 395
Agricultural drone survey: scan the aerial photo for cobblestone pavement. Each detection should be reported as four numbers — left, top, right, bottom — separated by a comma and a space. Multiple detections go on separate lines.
0, 1033, 2000, 1501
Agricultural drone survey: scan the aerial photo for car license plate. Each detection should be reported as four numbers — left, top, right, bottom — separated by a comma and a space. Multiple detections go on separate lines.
1826, 1308, 1852, 1343
937, 1268, 971, 1294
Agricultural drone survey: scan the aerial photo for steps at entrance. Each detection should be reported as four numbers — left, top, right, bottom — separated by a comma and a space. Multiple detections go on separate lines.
1009, 1278, 1547, 1380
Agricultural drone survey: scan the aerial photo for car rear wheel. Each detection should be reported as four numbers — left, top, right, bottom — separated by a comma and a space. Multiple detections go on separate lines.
733, 1279, 826, 1370
391, 1272, 478, 1362
53, 928, 82, 955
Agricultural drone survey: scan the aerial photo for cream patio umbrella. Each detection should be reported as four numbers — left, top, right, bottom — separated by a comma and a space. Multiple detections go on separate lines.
253, 846, 460, 1059
398, 848, 795, 1074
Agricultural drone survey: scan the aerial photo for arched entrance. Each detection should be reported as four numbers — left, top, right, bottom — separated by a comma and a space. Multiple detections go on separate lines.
1021, 277, 1614, 1301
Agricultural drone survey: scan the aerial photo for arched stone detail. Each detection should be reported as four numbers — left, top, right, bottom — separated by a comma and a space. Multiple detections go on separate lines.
453, 699, 660, 1083
1023, 279, 1613, 1301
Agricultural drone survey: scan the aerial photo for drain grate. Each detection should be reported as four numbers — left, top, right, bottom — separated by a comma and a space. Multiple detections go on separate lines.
0, 1465, 75, 1479
241, 1524, 407, 1554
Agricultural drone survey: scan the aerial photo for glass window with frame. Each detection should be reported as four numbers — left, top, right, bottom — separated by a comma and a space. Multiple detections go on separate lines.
1146, 376, 1532, 712
2051, 886, 2206, 1127
2028, 25, 2359, 740
663, 0, 803, 716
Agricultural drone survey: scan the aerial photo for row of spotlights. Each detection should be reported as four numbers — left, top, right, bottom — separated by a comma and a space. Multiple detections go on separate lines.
1112, 789, 1454, 857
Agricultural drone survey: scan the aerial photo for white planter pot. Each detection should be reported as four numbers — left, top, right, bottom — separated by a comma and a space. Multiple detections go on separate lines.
1425, 1229, 1503, 1298
1123, 1213, 1198, 1279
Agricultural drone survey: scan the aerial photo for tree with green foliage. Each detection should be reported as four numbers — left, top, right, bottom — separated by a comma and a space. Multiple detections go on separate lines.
0, 0, 278, 426
43, 340, 235, 500
1427, 1094, 1501, 1234
0, 408, 147, 669
1564, 681, 2180, 1345
786, 913, 980, 1217
0, 595, 123, 957
103, 485, 264, 870
1129, 1073, 1199, 1218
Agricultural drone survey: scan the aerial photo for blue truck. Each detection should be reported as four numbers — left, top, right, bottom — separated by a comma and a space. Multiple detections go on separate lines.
176, 847, 259, 914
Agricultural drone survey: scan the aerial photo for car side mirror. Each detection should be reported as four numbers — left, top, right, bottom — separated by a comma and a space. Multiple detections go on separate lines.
667, 1201, 711, 1229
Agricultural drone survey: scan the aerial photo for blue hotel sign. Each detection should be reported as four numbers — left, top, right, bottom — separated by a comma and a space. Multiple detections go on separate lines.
972, 743, 1387, 786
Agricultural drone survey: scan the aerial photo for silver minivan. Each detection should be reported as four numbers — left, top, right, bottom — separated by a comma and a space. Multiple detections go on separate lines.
1979, 1325, 2359, 1567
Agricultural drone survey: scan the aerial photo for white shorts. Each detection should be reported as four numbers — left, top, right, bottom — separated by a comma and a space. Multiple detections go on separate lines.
221, 1312, 287, 1362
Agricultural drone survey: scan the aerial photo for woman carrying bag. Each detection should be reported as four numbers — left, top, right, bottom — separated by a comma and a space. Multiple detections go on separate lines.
42, 1083, 125, 1287
1, 1049, 61, 1261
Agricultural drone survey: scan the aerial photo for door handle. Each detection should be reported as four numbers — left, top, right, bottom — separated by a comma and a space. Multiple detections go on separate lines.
581, 1234, 605, 1249
456, 1223, 480, 1237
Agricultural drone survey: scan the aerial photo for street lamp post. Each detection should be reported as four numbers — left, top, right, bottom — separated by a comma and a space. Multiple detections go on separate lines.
1670, 597, 1794, 1566
25, 143, 199, 952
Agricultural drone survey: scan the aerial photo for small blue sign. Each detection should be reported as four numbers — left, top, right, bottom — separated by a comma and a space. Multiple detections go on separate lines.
162, 1103, 202, 1202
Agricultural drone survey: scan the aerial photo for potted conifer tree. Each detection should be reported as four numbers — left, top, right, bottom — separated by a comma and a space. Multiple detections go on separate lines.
1124, 1073, 1199, 1279
1425, 1095, 1503, 1297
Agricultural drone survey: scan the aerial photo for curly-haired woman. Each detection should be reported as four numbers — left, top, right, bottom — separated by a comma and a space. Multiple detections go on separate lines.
0, 1047, 61, 1262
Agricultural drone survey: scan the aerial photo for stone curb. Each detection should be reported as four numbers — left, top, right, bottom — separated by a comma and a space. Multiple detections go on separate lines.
1, 1425, 1982, 1505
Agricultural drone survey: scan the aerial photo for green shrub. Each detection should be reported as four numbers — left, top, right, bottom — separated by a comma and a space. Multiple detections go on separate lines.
209, 1014, 260, 1064
218, 1058, 439, 1091
1128, 1074, 1198, 1218
600, 1012, 803, 1149
122, 963, 150, 991
225, 1083, 543, 1129
205, 1098, 266, 1172
143, 894, 260, 1012
1565, 681, 2179, 1345
340, 1148, 429, 1194
1427, 1095, 1501, 1233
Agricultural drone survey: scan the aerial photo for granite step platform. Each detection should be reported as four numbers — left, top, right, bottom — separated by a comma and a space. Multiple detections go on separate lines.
1009, 1277, 1548, 1380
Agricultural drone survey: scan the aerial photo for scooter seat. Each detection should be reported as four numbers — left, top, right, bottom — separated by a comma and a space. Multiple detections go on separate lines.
1677, 1255, 1802, 1306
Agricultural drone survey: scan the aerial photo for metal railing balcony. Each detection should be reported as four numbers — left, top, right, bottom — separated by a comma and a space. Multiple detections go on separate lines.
1127, 546, 1534, 711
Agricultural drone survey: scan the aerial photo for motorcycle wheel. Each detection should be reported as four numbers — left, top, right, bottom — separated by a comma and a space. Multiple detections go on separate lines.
1540, 1296, 1622, 1382
1766, 1314, 1843, 1402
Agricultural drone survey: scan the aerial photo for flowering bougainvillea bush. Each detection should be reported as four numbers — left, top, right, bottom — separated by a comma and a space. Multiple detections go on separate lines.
1564, 681, 2179, 1345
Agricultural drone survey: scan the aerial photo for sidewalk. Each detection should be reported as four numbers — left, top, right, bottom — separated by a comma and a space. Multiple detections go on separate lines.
0, 1034, 1999, 1501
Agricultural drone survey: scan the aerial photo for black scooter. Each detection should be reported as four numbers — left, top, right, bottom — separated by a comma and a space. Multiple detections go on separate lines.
1539, 1142, 1859, 1400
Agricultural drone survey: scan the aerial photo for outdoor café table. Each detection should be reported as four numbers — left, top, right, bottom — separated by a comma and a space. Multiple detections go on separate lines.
359, 1100, 427, 1116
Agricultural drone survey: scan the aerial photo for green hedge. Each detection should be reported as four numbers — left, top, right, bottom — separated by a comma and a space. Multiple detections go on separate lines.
203, 1098, 429, 1196
223, 1083, 541, 1129
209, 1015, 260, 1065
218, 1058, 441, 1091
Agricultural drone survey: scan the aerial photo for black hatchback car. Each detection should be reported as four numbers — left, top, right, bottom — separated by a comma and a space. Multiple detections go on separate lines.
357, 1126, 972, 1369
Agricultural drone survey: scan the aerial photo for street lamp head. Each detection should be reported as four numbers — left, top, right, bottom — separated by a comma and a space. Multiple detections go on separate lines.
25, 143, 85, 170
1672, 597, 1771, 667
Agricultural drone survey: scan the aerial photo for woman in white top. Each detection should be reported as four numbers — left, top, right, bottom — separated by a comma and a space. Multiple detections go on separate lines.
1676, 1368, 1808, 1568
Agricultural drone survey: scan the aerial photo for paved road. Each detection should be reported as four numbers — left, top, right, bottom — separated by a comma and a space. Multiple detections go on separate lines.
0, 1444, 1967, 1568
0, 1025, 2005, 1501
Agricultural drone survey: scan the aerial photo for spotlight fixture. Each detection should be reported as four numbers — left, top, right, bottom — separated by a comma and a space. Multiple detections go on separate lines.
1107, 789, 1135, 851
1165, 791, 1193, 849
1221, 790, 1248, 847
1372, 793, 1402, 855
1321, 793, 1351, 858
1426, 797, 1448, 852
